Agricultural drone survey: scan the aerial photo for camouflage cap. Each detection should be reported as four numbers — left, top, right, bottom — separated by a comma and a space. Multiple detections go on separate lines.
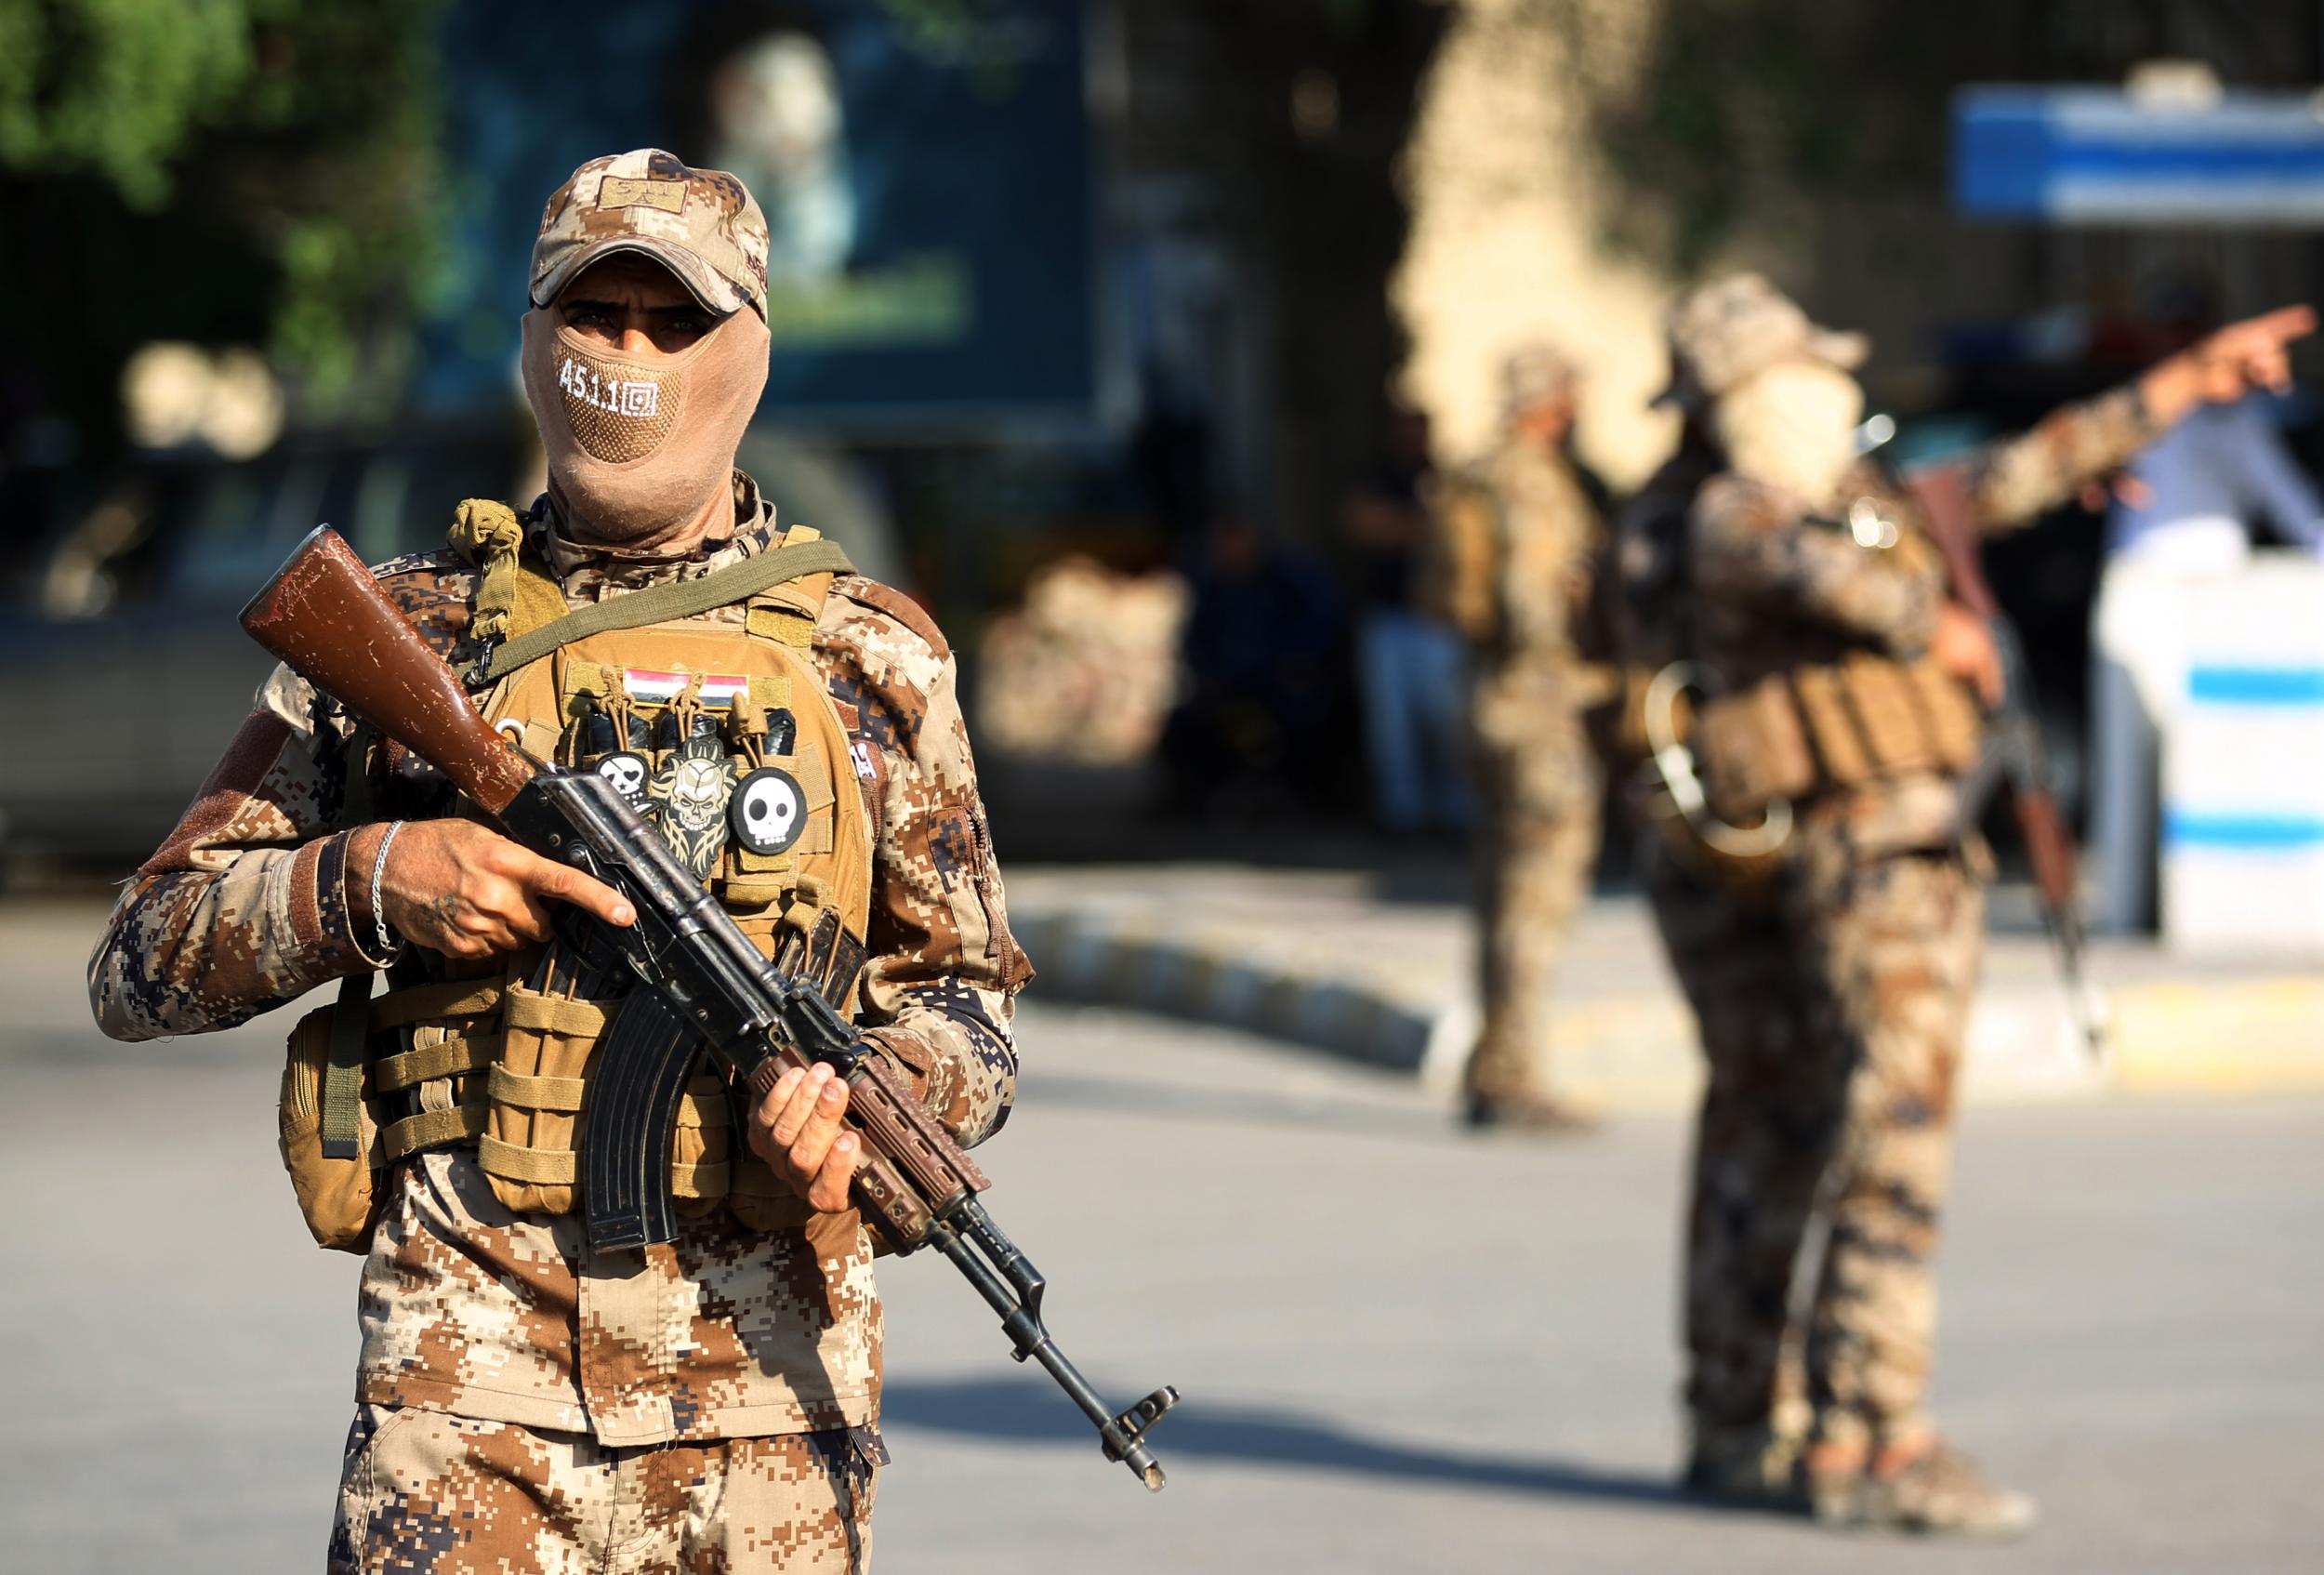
530, 149, 772, 321
1652, 272, 1867, 409
1500, 339, 1578, 422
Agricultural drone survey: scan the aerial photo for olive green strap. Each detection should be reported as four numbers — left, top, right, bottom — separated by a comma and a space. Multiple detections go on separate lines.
461, 537, 854, 688
322, 724, 378, 1160
382, 1102, 490, 1162
321, 972, 372, 1159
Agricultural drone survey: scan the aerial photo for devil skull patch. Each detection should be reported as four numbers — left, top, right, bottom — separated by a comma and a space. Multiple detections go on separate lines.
647, 737, 733, 879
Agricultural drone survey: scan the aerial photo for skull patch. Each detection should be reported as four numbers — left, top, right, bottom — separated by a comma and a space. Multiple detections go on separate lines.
595, 750, 651, 805
731, 765, 807, 856
647, 737, 734, 879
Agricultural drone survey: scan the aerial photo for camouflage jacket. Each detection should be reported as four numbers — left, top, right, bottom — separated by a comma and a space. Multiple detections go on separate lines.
88, 480, 1031, 1443
1686, 385, 2158, 851
1478, 439, 1604, 673
1459, 441, 1608, 762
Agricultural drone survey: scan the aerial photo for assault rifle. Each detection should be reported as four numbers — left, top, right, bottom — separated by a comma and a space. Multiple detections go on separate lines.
243, 527, 1179, 1489
1857, 418, 2108, 1057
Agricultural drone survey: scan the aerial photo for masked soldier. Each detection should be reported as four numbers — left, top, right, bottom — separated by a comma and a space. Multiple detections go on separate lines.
88, 150, 1033, 1572
1637, 273, 2307, 1534
1433, 343, 1609, 1129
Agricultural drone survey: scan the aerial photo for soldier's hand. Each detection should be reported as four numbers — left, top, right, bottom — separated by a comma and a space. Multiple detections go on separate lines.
2141, 305, 2317, 424
747, 1062, 863, 1212
373, 818, 634, 959
1933, 602, 2004, 708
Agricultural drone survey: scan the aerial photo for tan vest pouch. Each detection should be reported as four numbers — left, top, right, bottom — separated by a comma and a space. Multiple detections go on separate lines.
480, 985, 606, 1214
1696, 655, 1985, 821
1694, 673, 1817, 825
278, 1000, 387, 1251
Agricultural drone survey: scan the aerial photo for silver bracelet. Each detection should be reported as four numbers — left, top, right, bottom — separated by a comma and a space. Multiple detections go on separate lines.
368, 820, 405, 961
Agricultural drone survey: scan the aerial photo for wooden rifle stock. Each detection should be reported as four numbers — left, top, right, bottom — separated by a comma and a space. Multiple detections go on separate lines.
239, 526, 534, 815
1909, 465, 2078, 897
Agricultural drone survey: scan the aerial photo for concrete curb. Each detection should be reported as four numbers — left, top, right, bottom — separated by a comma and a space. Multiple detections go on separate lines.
1012, 910, 1445, 1076
1011, 903, 2324, 1113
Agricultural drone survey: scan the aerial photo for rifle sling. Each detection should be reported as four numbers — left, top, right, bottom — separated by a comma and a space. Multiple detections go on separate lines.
462, 536, 854, 688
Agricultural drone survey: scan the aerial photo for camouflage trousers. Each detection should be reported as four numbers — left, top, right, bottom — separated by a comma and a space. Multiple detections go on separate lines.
328, 1405, 880, 1574
1464, 721, 1601, 1101
1645, 819, 1981, 1457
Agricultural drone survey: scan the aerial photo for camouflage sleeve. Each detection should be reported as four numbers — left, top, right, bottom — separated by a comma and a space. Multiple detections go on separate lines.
1960, 385, 2159, 533
818, 580, 1031, 1148
86, 663, 384, 1041
1692, 474, 1943, 655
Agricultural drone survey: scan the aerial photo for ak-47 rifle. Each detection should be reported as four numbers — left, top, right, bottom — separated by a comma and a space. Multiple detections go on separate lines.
243, 527, 1179, 1489
1859, 423, 2108, 1056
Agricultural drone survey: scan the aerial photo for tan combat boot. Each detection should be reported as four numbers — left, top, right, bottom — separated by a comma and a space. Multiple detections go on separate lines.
1804, 1435, 2038, 1539
1680, 1427, 1807, 1515
1461, 1084, 1602, 1133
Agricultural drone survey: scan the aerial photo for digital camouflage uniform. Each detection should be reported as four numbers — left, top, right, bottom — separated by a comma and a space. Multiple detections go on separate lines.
1657, 386, 2156, 1471
1459, 436, 1606, 1109
90, 477, 1030, 1573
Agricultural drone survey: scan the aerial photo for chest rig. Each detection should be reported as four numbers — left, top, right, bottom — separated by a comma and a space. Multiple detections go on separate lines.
278, 501, 877, 1250
1685, 487, 1982, 827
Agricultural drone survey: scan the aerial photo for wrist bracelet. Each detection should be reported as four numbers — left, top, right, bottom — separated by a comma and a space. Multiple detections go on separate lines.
369, 820, 405, 961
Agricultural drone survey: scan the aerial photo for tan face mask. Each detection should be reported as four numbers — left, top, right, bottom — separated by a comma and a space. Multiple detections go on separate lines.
519, 304, 771, 548
1712, 359, 1866, 506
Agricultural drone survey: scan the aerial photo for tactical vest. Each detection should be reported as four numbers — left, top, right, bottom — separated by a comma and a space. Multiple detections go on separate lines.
278, 504, 877, 1251
1691, 653, 1982, 827
1604, 460, 1984, 896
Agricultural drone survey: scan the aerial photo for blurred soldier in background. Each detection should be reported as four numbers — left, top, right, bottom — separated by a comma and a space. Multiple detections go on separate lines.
1631, 272, 2308, 1535
1431, 343, 1609, 1129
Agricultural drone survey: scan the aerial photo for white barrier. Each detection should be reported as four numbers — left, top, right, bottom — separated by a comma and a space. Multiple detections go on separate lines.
2160, 554, 2324, 952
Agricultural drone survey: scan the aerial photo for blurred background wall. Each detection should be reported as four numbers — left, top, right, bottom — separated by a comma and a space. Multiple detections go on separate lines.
4, 0, 2323, 869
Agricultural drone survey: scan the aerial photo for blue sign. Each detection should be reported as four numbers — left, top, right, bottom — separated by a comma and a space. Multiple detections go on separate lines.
1953, 86, 2324, 225
416, 0, 1095, 425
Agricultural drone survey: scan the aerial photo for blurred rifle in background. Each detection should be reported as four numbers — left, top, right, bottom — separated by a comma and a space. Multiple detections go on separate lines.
1864, 422, 2109, 1058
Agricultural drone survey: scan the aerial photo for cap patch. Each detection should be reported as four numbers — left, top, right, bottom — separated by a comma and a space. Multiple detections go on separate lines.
598, 176, 687, 215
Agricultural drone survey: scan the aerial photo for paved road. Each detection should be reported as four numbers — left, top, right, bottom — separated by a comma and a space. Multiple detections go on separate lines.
3, 901, 2319, 1572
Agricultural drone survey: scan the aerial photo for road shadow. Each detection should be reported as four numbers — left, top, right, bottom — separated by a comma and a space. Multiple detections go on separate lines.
882, 1376, 1706, 1514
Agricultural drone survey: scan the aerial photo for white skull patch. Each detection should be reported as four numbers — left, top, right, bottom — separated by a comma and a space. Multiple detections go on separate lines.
595, 750, 650, 802
731, 766, 807, 856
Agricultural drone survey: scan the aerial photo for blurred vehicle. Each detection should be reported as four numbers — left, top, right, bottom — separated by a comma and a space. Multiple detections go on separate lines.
0, 425, 534, 868
0, 422, 907, 871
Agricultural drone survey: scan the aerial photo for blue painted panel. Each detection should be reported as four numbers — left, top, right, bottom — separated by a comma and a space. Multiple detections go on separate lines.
1953, 86, 2324, 223
2186, 667, 2324, 705
2164, 811, 2324, 850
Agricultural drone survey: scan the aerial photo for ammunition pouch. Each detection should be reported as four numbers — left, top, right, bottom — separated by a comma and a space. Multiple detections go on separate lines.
1693, 654, 1981, 826
279, 999, 388, 1251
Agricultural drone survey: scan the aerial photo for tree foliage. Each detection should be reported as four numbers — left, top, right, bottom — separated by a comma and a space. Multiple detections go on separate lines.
0, 0, 449, 439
